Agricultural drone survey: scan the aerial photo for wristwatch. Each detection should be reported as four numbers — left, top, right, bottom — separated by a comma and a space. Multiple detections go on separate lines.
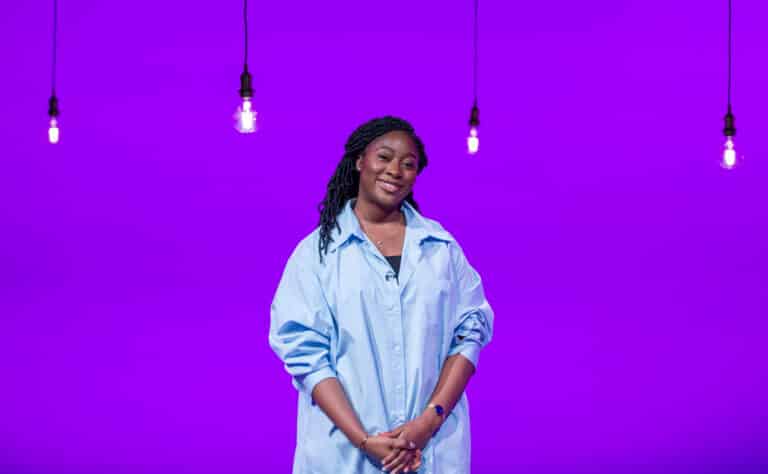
427, 403, 446, 420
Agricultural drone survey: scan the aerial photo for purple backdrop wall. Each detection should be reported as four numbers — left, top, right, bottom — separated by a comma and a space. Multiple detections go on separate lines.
1, 1, 767, 473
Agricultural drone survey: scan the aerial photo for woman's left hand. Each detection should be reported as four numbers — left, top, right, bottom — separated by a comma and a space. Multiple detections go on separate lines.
380, 412, 441, 472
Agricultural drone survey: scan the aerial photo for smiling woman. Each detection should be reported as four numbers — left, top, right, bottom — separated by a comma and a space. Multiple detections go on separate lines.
269, 116, 494, 474
356, 132, 419, 210
314, 117, 430, 263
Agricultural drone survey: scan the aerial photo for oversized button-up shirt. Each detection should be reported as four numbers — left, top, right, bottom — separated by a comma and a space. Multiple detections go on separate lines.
269, 198, 494, 474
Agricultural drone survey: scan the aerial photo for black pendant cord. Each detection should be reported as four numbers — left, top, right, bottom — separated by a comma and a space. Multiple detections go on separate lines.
48, 0, 59, 121
727, 0, 732, 109
472, 0, 478, 105
239, 0, 253, 99
51, 0, 58, 96
723, 0, 735, 138
468, 0, 479, 130
243, 0, 248, 68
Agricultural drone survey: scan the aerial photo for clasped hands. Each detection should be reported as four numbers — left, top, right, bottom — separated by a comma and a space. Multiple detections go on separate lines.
361, 410, 442, 474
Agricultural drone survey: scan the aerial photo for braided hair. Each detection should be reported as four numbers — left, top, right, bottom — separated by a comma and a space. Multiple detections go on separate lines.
317, 116, 429, 262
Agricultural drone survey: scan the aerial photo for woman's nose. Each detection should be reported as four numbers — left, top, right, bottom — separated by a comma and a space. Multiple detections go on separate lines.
386, 160, 402, 177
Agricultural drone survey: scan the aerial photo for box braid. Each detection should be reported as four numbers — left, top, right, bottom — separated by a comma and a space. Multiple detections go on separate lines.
317, 116, 429, 262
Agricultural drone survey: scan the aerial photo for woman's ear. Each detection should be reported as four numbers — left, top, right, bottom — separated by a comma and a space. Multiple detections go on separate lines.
356, 156, 363, 172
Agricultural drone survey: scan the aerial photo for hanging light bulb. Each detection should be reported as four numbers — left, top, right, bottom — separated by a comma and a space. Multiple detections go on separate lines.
235, 0, 257, 134
467, 102, 479, 155
237, 97, 256, 133
235, 66, 257, 133
48, 0, 60, 144
466, 0, 480, 155
720, 0, 738, 169
48, 95, 60, 144
723, 138, 735, 169
722, 105, 736, 169
48, 118, 60, 144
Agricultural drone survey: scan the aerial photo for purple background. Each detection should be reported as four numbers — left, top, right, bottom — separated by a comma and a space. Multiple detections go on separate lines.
1, 1, 767, 473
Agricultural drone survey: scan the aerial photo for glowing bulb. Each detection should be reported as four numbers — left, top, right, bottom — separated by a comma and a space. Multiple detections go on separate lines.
467, 126, 479, 154
48, 117, 60, 144
235, 98, 257, 133
722, 137, 736, 169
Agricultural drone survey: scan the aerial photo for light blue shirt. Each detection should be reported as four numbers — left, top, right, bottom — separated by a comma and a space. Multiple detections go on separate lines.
269, 198, 494, 474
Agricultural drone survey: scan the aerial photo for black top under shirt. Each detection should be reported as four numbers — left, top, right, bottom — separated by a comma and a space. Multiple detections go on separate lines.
385, 255, 402, 278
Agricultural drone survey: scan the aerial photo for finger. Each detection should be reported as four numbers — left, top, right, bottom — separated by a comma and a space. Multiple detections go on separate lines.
382, 442, 413, 471
383, 448, 405, 471
383, 445, 413, 471
402, 450, 416, 472
381, 448, 400, 466
410, 451, 422, 471
399, 456, 416, 474
386, 449, 412, 474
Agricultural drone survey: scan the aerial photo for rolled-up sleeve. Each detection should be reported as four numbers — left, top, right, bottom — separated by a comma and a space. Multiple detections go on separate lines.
269, 243, 336, 397
447, 242, 494, 370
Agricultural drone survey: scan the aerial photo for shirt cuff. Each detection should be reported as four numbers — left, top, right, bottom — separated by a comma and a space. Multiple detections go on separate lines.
298, 366, 338, 398
448, 341, 482, 371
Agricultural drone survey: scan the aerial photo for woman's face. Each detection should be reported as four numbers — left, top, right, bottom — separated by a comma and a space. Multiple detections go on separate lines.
356, 131, 419, 212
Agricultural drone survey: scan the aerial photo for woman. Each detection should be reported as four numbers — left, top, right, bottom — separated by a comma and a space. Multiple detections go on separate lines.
269, 116, 493, 474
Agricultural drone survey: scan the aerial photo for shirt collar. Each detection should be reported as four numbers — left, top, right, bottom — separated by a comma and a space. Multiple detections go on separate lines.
326, 198, 453, 253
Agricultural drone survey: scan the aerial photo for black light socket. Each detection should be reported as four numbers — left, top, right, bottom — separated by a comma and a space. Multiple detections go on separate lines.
239, 65, 253, 99
48, 95, 59, 118
469, 102, 480, 127
723, 104, 736, 137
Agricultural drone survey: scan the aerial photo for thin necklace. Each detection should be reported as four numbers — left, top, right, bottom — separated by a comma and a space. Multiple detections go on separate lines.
358, 211, 405, 251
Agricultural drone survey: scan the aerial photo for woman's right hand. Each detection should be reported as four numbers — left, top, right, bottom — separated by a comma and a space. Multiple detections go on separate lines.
362, 435, 419, 471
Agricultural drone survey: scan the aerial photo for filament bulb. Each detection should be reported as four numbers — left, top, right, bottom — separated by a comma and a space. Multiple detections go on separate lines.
48, 117, 60, 144
235, 98, 257, 134
467, 126, 479, 154
722, 137, 736, 169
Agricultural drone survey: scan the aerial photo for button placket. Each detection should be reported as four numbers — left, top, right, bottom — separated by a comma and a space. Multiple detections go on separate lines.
368, 237, 408, 428
389, 280, 407, 424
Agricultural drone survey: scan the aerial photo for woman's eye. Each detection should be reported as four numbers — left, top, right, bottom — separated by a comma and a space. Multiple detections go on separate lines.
404, 162, 416, 169
378, 155, 390, 161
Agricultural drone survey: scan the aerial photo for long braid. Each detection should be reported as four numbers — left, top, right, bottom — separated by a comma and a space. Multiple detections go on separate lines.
318, 116, 428, 262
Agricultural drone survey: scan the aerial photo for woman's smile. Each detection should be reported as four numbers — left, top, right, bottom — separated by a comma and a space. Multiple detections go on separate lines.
377, 179, 403, 194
